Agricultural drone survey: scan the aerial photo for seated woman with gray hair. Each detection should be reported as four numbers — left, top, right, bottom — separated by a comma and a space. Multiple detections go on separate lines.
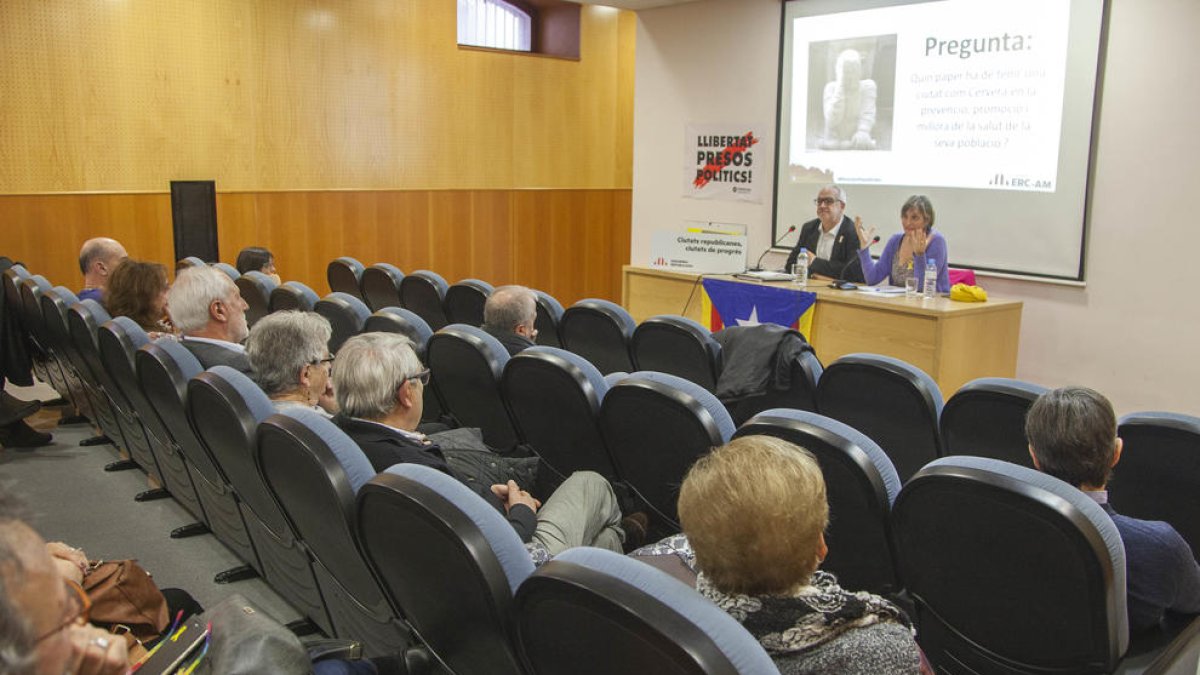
640, 436, 922, 673
245, 311, 337, 416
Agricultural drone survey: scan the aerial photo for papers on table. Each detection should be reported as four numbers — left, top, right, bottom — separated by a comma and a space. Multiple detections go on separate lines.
856, 285, 908, 296
735, 270, 795, 282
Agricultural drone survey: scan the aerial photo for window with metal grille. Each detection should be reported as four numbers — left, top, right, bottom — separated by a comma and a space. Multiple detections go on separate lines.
457, 0, 533, 52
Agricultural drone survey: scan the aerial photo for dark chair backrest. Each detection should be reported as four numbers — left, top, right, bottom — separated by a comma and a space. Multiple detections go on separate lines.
892, 456, 1128, 672
357, 464, 533, 675
327, 257, 366, 300
67, 299, 128, 447
560, 299, 636, 374
360, 263, 405, 311
269, 281, 320, 313
599, 371, 735, 529
532, 289, 564, 348
940, 377, 1047, 468
713, 325, 823, 425
515, 547, 779, 675
2, 264, 31, 328
631, 315, 723, 392
1111, 412, 1200, 560
734, 408, 901, 595
426, 324, 520, 449
362, 307, 445, 424
816, 353, 943, 483
234, 270, 279, 328
444, 278, 494, 327
501, 346, 617, 481
314, 292, 371, 354
19, 275, 52, 347
398, 270, 450, 331
257, 408, 409, 655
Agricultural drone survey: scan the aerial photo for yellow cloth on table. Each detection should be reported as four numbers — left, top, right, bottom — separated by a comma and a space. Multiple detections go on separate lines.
950, 283, 988, 302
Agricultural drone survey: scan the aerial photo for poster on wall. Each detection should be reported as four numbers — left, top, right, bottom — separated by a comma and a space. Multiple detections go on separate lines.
684, 124, 768, 203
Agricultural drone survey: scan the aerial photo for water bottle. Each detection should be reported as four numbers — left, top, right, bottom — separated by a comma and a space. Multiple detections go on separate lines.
794, 248, 809, 287
923, 258, 937, 299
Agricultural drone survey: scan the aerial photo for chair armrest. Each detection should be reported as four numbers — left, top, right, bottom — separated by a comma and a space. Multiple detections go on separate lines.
1113, 615, 1200, 675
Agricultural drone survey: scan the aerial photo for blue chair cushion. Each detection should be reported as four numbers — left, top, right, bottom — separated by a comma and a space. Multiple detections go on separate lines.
629, 370, 736, 442
208, 365, 276, 423
326, 292, 372, 323
524, 346, 609, 401
277, 407, 377, 494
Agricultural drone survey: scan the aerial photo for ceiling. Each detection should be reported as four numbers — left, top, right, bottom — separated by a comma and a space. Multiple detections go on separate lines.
569, 0, 702, 10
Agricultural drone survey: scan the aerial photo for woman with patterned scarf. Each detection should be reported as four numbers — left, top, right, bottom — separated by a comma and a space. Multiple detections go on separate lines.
645, 435, 923, 673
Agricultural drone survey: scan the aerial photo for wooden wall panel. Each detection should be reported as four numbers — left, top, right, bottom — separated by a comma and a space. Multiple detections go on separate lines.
0, 189, 630, 307
0, 1, 635, 193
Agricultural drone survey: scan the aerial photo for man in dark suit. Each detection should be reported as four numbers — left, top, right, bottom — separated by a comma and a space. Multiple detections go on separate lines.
1027, 386, 1200, 633
331, 332, 628, 556
166, 265, 253, 374
784, 185, 863, 282
481, 285, 538, 356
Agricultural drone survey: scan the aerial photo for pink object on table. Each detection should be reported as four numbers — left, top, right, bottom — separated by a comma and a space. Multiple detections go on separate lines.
948, 268, 976, 286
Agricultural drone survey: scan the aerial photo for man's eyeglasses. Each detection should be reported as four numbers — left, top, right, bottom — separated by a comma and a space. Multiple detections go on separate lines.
813, 197, 840, 206
311, 356, 335, 372
36, 580, 90, 643
407, 369, 431, 386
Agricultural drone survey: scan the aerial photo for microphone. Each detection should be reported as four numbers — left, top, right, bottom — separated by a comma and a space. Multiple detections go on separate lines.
830, 236, 880, 289
749, 225, 797, 271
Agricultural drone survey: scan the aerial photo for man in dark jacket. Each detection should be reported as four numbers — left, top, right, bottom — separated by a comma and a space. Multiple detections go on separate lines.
480, 285, 538, 356
331, 331, 625, 556
784, 185, 863, 282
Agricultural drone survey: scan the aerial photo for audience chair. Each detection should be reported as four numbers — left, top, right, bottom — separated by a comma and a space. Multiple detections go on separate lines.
501, 346, 618, 483
100, 321, 204, 536
314, 292, 371, 354
631, 315, 723, 392
269, 280, 321, 313
39, 288, 94, 424
20, 276, 69, 400
444, 278, 494, 327
257, 408, 412, 655
359, 263, 405, 311
515, 547, 779, 675
327, 257, 366, 301
67, 300, 132, 458
187, 366, 330, 631
398, 270, 451, 331
940, 377, 1047, 468
176, 256, 205, 271
734, 409, 902, 595
1111, 412, 1200, 560
817, 354, 944, 483
426, 324, 521, 450
599, 371, 735, 530
2, 265, 37, 384
891, 456, 1159, 673
136, 341, 259, 575
212, 262, 240, 281
357, 463, 533, 675
715, 325, 823, 426
532, 289, 564, 348
362, 307, 447, 425
560, 299, 637, 375
234, 270, 279, 328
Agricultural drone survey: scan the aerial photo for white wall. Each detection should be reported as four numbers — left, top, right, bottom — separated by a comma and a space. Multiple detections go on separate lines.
632, 0, 1200, 415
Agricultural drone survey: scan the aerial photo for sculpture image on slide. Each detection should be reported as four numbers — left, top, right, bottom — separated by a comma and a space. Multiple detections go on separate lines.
821, 49, 878, 150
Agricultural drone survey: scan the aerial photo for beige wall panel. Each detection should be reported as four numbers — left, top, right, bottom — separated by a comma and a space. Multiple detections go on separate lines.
0, 1, 635, 193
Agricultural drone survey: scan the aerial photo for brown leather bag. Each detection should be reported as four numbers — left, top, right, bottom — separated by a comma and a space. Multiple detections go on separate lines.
82, 560, 170, 646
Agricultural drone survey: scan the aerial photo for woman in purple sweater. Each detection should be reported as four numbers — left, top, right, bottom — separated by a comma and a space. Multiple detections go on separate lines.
855, 195, 950, 293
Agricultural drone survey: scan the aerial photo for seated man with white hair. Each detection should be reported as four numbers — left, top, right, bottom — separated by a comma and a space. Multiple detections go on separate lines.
245, 311, 337, 416
167, 265, 253, 374
333, 332, 628, 558
481, 285, 538, 356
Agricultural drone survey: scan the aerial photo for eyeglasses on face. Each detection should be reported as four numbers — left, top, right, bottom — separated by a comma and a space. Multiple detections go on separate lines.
36, 580, 90, 644
813, 197, 841, 206
407, 369, 431, 386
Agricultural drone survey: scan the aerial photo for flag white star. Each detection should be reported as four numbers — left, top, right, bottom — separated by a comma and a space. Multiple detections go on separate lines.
736, 306, 761, 326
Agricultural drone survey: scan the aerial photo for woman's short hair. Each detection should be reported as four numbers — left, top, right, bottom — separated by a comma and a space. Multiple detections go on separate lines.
104, 259, 168, 331
678, 435, 829, 596
1025, 386, 1118, 489
235, 247, 274, 275
167, 266, 237, 334
901, 195, 936, 231
333, 332, 423, 420
246, 311, 332, 397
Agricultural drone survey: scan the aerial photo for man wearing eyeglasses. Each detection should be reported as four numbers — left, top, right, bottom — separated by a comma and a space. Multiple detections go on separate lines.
0, 512, 128, 674
333, 332, 629, 559
783, 185, 864, 282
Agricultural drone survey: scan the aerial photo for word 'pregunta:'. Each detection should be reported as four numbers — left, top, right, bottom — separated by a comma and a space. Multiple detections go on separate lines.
926, 33, 1032, 59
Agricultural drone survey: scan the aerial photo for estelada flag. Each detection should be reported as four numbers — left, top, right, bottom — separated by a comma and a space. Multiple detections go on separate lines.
700, 278, 817, 340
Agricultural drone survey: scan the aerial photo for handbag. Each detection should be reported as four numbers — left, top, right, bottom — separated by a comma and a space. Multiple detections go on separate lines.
81, 559, 170, 646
